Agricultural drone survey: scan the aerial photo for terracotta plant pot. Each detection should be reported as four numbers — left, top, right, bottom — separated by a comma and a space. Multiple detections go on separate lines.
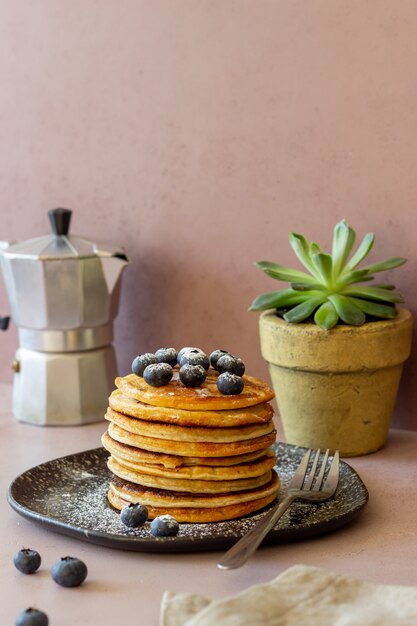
259, 308, 413, 456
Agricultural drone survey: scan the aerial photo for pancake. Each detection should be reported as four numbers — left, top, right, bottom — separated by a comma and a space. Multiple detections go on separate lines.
104, 440, 276, 480
107, 421, 277, 457
110, 472, 280, 507
108, 471, 280, 522
105, 407, 275, 442
108, 489, 277, 523
109, 389, 274, 427
102, 432, 274, 469
108, 456, 273, 493
116, 369, 275, 411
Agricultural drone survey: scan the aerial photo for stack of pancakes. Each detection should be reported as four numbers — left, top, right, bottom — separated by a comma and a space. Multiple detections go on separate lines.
102, 368, 280, 523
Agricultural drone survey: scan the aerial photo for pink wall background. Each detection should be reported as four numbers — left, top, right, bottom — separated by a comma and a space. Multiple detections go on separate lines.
1, 1, 417, 428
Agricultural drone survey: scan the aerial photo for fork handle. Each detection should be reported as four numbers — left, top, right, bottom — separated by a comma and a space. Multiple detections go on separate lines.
217, 495, 297, 570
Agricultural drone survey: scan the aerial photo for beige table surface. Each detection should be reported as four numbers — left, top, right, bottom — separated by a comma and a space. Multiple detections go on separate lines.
1, 380, 417, 624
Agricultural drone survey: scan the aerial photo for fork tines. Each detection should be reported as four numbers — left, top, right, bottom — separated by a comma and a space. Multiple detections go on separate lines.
293, 448, 340, 494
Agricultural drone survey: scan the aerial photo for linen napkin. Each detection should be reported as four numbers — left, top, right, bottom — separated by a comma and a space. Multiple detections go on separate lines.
160, 564, 417, 625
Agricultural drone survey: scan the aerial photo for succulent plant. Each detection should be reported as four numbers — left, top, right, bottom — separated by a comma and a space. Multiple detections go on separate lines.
250, 219, 406, 330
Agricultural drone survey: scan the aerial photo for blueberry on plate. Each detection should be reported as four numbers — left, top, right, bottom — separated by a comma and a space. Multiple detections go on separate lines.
209, 349, 229, 369
120, 503, 148, 528
15, 608, 48, 626
143, 363, 173, 387
179, 364, 207, 387
150, 515, 179, 537
216, 354, 245, 377
155, 347, 178, 367
131, 353, 158, 377
178, 349, 209, 370
13, 548, 41, 574
51, 556, 88, 588
217, 372, 244, 395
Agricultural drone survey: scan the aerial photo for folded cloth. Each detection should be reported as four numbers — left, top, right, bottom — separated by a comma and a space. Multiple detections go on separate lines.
160, 564, 417, 625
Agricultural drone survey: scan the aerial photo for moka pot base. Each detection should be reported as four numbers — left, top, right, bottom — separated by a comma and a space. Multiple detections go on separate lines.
13, 345, 117, 426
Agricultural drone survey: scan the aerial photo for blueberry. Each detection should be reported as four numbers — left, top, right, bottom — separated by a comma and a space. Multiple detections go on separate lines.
51, 556, 88, 588
13, 548, 41, 574
216, 354, 245, 377
15, 608, 48, 626
155, 347, 178, 367
217, 372, 244, 395
209, 349, 230, 369
150, 514, 179, 537
179, 364, 207, 387
178, 350, 209, 370
120, 503, 148, 528
143, 363, 173, 387
177, 347, 203, 363
131, 353, 158, 377
0, 316, 10, 331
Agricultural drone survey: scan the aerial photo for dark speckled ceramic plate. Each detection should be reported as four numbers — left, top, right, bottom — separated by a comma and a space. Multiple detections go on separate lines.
7, 443, 368, 553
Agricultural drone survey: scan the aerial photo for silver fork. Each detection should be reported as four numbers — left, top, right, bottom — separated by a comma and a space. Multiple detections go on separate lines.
217, 448, 340, 570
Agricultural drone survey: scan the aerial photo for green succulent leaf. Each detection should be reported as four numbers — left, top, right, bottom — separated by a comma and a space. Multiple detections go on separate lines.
343, 232, 374, 272
289, 233, 321, 279
310, 242, 321, 255
256, 261, 318, 285
314, 301, 339, 330
343, 285, 404, 303
311, 253, 333, 287
249, 289, 309, 311
360, 257, 407, 274
347, 297, 396, 319
290, 283, 328, 292
283, 295, 326, 323
328, 294, 366, 325
331, 219, 356, 278
337, 269, 371, 288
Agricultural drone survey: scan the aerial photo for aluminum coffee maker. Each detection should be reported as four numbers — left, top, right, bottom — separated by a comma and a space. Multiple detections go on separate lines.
0, 208, 129, 425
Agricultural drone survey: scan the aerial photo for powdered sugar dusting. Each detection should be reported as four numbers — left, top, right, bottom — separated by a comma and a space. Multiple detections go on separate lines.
8, 444, 368, 551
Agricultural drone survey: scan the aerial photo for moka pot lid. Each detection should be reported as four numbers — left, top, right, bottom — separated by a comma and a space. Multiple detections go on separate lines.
2, 208, 128, 261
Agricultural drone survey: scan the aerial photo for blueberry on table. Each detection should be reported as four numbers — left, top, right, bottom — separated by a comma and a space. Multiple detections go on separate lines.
51, 556, 88, 588
178, 349, 209, 370
15, 608, 48, 626
216, 354, 245, 377
120, 503, 148, 528
217, 372, 244, 395
209, 349, 229, 369
155, 347, 178, 367
150, 515, 179, 537
143, 363, 173, 387
13, 548, 41, 574
179, 364, 207, 387
131, 353, 158, 377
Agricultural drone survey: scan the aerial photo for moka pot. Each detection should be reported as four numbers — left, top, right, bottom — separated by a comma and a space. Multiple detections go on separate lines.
0, 208, 129, 425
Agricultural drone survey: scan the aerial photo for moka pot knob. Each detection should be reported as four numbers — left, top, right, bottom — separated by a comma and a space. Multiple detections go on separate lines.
48, 208, 72, 235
